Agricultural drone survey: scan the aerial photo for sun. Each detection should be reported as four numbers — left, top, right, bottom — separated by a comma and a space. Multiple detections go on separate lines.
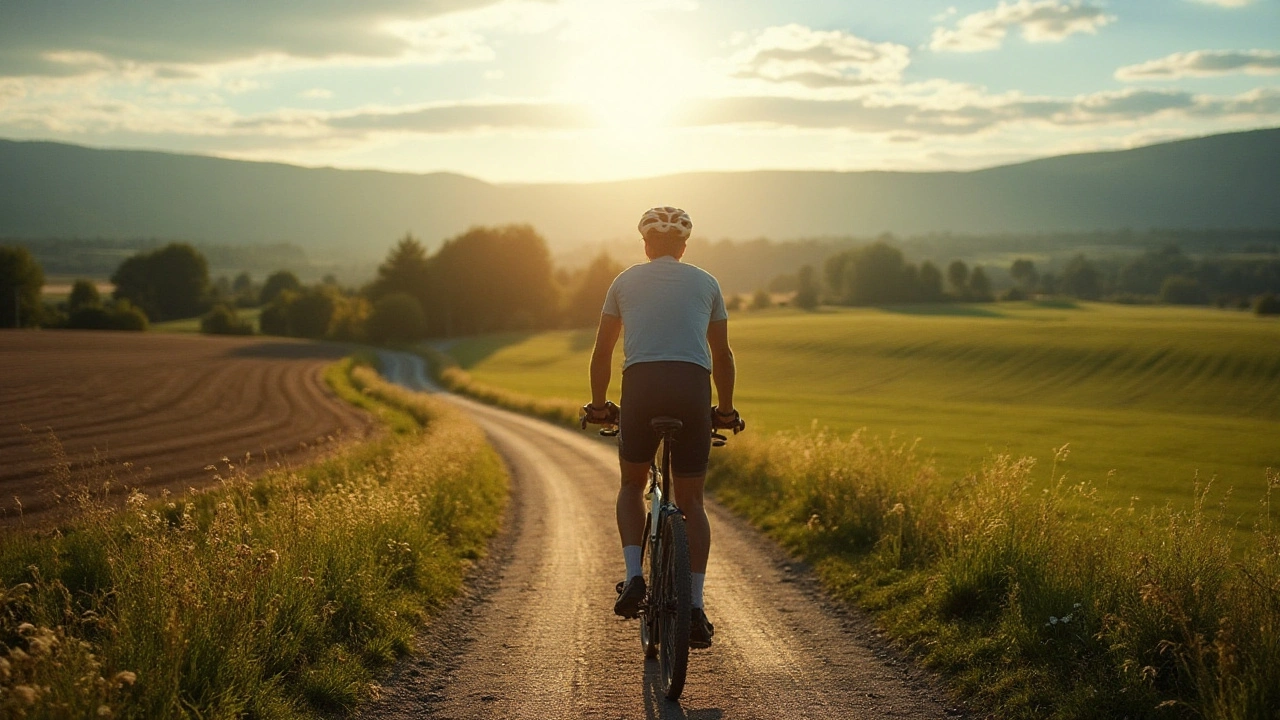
556, 3, 702, 133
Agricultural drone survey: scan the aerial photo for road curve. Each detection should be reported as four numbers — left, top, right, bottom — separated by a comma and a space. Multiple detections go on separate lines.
368, 350, 953, 720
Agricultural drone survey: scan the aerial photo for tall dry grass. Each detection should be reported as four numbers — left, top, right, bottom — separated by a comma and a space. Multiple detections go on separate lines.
421, 348, 580, 427
0, 358, 506, 719
709, 430, 1280, 719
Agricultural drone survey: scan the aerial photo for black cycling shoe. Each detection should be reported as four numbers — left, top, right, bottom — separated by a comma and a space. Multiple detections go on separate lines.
614, 576, 646, 618
690, 607, 714, 649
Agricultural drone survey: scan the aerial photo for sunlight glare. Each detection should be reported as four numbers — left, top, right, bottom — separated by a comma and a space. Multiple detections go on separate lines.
556, 2, 701, 133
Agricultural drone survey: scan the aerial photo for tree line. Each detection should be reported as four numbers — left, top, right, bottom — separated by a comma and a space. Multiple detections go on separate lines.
749, 240, 1280, 315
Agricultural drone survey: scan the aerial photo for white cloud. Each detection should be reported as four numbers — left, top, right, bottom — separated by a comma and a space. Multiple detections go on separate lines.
1116, 50, 1280, 80
1188, 0, 1255, 7
0, 1, 506, 77
931, 1, 1115, 53
300, 88, 335, 99
730, 24, 910, 88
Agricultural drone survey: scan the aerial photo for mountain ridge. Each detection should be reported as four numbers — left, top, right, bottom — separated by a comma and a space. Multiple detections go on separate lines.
2, 127, 1277, 255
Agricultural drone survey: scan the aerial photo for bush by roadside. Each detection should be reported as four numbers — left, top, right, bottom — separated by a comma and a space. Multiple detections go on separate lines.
0, 357, 507, 719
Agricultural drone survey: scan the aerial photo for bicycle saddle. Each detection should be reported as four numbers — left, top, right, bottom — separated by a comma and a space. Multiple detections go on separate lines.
649, 416, 683, 434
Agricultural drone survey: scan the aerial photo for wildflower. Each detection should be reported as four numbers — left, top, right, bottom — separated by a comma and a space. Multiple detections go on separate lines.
98, 705, 112, 716
112, 670, 137, 687
17, 622, 35, 634
1047, 616, 1059, 626
886, 503, 906, 517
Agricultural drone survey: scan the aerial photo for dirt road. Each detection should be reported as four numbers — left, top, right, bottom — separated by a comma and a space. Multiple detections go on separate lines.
0, 331, 375, 522
369, 350, 953, 719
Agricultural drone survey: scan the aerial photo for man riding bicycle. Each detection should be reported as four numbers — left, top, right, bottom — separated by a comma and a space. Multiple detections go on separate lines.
582, 206, 742, 650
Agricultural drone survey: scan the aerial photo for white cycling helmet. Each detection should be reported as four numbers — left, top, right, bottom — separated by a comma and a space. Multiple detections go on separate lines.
638, 206, 692, 241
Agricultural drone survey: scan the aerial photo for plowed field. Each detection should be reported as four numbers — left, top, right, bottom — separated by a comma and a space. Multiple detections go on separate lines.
0, 331, 375, 523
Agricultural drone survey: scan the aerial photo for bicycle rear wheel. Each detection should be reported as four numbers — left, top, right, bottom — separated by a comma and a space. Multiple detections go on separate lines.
639, 512, 658, 659
657, 509, 692, 700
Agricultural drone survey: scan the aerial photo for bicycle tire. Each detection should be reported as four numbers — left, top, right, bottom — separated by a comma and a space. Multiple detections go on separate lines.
657, 509, 692, 700
639, 512, 659, 659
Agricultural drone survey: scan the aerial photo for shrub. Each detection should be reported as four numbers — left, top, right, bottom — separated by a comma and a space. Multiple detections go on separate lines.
68, 279, 102, 312
1160, 275, 1209, 305
367, 293, 428, 344
66, 301, 148, 331
1255, 292, 1280, 316
200, 303, 254, 335
1000, 287, 1028, 301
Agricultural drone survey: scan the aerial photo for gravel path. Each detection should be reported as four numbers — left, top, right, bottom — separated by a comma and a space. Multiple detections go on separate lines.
367, 350, 956, 719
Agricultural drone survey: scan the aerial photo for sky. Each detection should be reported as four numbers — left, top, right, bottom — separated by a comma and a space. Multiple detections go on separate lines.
0, 0, 1277, 183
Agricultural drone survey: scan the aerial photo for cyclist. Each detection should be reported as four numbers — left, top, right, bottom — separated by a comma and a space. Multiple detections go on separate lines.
582, 206, 742, 649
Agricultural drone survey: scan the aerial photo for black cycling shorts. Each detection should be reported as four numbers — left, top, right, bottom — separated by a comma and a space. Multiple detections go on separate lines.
619, 361, 712, 476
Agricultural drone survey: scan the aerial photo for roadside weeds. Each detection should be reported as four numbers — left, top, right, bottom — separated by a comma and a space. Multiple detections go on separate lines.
0, 356, 507, 719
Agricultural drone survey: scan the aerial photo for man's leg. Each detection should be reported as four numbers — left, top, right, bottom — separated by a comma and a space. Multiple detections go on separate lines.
613, 459, 651, 618
672, 473, 710, 605
617, 460, 650, 551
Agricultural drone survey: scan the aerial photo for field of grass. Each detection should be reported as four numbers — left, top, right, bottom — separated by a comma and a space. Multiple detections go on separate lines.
444, 302, 1280, 525
152, 306, 262, 333
0, 357, 506, 719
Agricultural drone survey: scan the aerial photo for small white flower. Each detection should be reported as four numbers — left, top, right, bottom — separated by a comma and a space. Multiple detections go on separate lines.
1073, 602, 1082, 609
1062, 614, 1073, 623
1049, 616, 1058, 625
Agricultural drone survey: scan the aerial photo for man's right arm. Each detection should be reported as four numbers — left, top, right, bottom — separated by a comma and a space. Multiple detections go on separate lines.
590, 313, 622, 407
707, 319, 735, 413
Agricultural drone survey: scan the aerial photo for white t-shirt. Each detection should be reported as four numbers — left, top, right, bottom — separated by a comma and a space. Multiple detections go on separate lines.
602, 256, 728, 372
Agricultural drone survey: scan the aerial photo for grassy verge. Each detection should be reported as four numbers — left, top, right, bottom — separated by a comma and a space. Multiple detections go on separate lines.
0, 357, 507, 719
709, 432, 1279, 719
421, 347, 580, 427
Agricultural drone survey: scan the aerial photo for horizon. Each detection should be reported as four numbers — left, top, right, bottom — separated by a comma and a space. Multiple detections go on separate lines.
6, 124, 1277, 188
1, 1, 1278, 183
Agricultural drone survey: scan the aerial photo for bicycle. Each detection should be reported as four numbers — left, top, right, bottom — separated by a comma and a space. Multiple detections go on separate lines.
581, 405, 743, 700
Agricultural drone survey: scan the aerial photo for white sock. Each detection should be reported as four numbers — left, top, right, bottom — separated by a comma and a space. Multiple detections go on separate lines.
623, 545, 643, 580
691, 572, 706, 609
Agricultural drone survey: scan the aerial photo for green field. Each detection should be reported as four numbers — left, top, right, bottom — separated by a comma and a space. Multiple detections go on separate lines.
445, 302, 1280, 523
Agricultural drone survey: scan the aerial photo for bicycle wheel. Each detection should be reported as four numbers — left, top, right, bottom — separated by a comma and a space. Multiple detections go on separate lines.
639, 512, 659, 659
657, 509, 692, 700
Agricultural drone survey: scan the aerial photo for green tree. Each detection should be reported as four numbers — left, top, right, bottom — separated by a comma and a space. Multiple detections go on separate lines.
232, 272, 253, 293
68, 279, 101, 312
794, 265, 820, 310
969, 266, 994, 301
918, 261, 944, 301
366, 292, 428, 344
947, 260, 969, 297
368, 235, 432, 311
427, 225, 558, 336
1060, 254, 1102, 300
564, 253, 624, 328
1118, 244, 1193, 296
0, 245, 46, 328
111, 243, 209, 321
1255, 292, 1280, 316
259, 270, 301, 306
839, 242, 912, 305
1010, 259, 1038, 291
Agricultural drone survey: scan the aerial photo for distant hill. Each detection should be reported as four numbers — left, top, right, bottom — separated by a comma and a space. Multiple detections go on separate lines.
2, 128, 1277, 256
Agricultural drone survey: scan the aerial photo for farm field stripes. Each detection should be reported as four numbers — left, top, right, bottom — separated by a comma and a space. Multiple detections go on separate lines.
0, 331, 377, 522
443, 302, 1280, 524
